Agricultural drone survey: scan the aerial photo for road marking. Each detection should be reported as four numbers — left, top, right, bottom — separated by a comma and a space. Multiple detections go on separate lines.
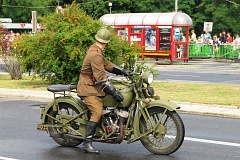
185, 137, 240, 147
0, 157, 19, 160
159, 79, 210, 84
160, 73, 200, 77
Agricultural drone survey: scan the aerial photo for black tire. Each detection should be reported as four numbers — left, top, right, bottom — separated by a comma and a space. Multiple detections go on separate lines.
47, 102, 84, 147
139, 107, 185, 155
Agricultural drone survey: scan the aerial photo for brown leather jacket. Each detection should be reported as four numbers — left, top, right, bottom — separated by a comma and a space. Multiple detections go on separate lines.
77, 44, 115, 97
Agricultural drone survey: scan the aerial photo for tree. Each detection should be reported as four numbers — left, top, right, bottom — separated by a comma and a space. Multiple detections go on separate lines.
193, 0, 240, 37
1, 0, 240, 38
13, 2, 139, 84
0, 0, 56, 23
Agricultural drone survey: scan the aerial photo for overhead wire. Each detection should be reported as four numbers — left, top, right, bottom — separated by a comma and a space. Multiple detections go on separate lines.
1, 0, 107, 8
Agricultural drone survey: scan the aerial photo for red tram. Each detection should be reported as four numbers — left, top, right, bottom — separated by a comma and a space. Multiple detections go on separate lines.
100, 12, 193, 62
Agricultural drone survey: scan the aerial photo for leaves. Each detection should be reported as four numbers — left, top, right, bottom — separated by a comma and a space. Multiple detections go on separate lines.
12, 3, 138, 84
0, 0, 55, 23
1, 0, 240, 39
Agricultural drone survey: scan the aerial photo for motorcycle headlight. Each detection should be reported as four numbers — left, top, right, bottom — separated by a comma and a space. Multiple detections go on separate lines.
142, 71, 153, 85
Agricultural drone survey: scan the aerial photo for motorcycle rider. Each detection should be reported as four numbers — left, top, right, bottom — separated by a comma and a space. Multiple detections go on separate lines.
77, 28, 131, 154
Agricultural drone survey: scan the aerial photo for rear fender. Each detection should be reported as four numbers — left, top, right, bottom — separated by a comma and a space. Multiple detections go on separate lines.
41, 96, 89, 124
133, 100, 180, 138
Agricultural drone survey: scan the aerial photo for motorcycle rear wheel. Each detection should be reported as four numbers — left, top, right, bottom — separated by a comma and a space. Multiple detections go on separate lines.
47, 102, 83, 147
139, 107, 185, 155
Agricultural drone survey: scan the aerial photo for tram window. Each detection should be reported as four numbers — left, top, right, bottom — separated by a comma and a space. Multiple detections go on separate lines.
159, 28, 170, 50
145, 28, 156, 50
131, 28, 142, 33
175, 44, 187, 58
174, 27, 186, 42
118, 28, 128, 41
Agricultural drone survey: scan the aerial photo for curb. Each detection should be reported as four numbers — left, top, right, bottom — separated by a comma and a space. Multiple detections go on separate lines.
0, 88, 53, 102
176, 101, 240, 119
1, 88, 240, 119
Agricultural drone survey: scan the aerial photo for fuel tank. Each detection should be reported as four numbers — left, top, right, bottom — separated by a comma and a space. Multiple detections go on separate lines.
103, 86, 133, 108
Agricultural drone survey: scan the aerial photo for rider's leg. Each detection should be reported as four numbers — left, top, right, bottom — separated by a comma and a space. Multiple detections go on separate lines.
81, 96, 103, 154
82, 121, 99, 153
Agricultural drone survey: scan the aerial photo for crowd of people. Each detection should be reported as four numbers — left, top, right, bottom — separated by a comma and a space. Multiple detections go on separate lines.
189, 29, 240, 45
188, 29, 240, 56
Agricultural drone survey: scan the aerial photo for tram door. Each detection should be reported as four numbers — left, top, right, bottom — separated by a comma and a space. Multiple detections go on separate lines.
173, 27, 188, 59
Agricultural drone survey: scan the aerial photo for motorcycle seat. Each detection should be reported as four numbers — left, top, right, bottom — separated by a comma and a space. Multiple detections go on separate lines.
47, 84, 77, 92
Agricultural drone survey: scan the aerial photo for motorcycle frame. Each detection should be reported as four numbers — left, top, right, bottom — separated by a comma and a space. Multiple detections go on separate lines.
38, 78, 180, 144
116, 79, 180, 143
39, 90, 89, 135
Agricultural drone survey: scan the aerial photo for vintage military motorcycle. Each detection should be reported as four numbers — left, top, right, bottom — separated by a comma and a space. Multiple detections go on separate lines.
37, 70, 185, 155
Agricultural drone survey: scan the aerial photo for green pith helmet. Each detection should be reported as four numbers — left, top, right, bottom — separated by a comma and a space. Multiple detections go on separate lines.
95, 28, 111, 43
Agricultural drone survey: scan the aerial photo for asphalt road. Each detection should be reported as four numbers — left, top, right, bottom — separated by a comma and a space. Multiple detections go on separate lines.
151, 59, 240, 85
1, 58, 240, 85
156, 71, 240, 85
1, 98, 240, 160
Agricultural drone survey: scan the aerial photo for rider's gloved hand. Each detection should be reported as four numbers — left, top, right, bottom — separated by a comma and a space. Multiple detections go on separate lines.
122, 69, 131, 77
102, 82, 124, 102
112, 66, 131, 77
112, 90, 124, 102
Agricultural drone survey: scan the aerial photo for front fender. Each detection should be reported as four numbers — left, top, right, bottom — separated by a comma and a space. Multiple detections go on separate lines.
41, 96, 88, 124
145, 100, 180, 111
133, 100, 180, 138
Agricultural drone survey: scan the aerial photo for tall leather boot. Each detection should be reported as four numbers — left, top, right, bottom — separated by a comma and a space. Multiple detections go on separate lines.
82, 121, 100, 154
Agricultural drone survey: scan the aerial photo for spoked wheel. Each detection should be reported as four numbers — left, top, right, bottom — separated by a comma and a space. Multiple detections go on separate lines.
47, 102, 84, 147
139, 107, 185, 155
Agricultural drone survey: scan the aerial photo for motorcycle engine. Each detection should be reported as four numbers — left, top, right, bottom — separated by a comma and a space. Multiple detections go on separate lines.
102, 108, 129, 135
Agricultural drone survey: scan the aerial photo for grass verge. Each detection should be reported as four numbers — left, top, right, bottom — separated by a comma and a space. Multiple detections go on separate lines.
1, 74, 240, 106
154, 82, 240, 107
0, 74, 49, 91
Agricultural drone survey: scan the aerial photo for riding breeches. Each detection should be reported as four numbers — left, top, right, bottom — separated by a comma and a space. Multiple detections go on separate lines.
81, 96, 103, 122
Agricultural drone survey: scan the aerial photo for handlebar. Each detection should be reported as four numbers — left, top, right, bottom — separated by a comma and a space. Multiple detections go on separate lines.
94, 79, 107, 85
91, 72, 141, 86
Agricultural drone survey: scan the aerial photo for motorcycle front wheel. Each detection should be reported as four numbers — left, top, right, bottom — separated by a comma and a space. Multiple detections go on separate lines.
139, 107, 185, 155
47, 102, 84, 147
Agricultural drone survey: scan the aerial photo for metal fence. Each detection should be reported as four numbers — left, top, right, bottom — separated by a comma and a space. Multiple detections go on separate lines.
189, 44, 240, 59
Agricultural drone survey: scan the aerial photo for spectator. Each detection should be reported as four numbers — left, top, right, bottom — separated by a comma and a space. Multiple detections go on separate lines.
196, 34, 203, 44
208, 37, 213, 45
219, 30, 227, 44
213, 35, 220, 46
233, 34, 240, 44
180, 32, 186, 42
176, 45, 181, 58
213, 35, 220, 54
218, 33, 222, 42
204, 37, 209, 44
190, 29, 196, 43
203, 30, 211, 43
226, 32, 233, 44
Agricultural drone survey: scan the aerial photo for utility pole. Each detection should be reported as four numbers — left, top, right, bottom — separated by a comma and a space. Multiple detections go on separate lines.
175, 0, 178, 12
32, 11, 37, 34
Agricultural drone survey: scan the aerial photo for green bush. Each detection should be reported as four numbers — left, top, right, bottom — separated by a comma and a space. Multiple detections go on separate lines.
13, 2, 140, 84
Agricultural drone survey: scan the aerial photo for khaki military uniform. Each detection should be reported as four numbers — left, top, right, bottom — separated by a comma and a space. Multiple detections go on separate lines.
77, 44, 115, 122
